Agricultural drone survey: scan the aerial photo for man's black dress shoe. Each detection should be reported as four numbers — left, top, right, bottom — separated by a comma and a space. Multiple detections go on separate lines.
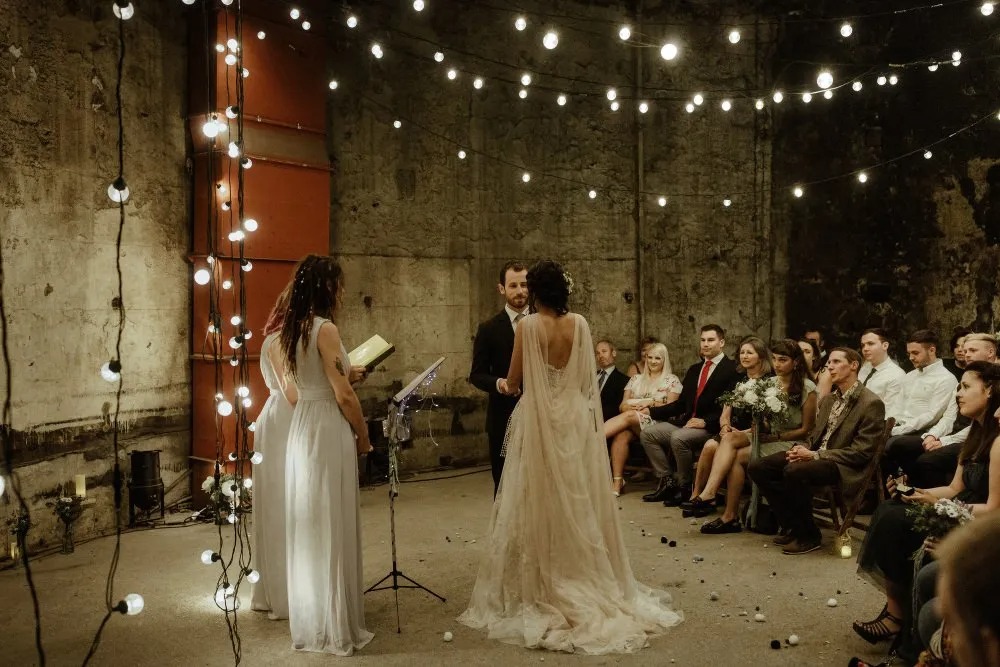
642, 477, 676, 503
662, 486, 690, 507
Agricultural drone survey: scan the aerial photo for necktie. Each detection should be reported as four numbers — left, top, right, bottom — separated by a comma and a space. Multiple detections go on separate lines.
597, 369, 607, 389
693, 360, 713, 416
513, 312, 525, 329
863, 367, 877, 386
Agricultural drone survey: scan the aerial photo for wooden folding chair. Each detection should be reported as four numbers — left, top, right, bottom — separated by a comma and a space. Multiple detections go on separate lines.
813, 417, 895, 535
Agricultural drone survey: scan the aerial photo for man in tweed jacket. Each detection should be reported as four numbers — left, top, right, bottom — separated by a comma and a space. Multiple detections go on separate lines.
749, 347, 886, 555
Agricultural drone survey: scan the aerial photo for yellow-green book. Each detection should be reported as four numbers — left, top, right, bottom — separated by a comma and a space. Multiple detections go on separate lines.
349, 335, 395, 370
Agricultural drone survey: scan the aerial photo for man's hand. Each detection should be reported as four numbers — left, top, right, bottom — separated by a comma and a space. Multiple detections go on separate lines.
684, 418, 706, 429
786, 444, 817, 463
922, 435, 942, 451
349, 365, 369, 385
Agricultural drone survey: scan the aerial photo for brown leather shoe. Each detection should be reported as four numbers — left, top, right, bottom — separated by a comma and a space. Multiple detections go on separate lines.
782, 538, 822, 555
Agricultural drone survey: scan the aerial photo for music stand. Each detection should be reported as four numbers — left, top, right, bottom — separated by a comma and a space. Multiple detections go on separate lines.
365, 357, 447, 632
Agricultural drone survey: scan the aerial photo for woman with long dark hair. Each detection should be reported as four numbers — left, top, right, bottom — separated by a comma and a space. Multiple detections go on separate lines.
280, 255, 374, 655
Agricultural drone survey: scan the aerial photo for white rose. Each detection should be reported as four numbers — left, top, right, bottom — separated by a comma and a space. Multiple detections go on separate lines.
202, 476, 215, 493
744, 391, 759, 404
765, 385, 779, 398
766, 397, 782, 412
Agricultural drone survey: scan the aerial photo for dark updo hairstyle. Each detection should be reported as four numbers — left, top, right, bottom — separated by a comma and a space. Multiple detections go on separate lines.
279, 254, 345, 378
526, 260, 570, 316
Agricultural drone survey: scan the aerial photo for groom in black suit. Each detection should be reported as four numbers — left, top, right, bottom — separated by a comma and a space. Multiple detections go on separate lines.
470, 261, 529, 495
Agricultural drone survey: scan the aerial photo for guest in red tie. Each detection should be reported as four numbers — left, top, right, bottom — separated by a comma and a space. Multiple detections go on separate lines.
640, 325, 740, 506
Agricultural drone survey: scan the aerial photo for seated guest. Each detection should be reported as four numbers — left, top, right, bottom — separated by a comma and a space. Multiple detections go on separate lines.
603, 342, 681, 496
800, 337, 832, 400
804, 327, 828, 361
595, 339, 629, 422
748, 347, 885, 555
857, 328, 906, 418
943, 328, 972, 381
680, 336, 773, 518
692, 339, 818, 533
853, 361, 1000, 647
936, 512, 1000, 667
640, 325, 739, 505
626, 335, 660, 377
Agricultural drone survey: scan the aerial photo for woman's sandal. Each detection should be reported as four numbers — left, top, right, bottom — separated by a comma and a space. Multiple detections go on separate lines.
613, 477, 626, 497
852, 604, 902, 644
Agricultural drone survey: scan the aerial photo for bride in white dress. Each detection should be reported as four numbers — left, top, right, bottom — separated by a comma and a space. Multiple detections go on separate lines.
459, 260, 682, 654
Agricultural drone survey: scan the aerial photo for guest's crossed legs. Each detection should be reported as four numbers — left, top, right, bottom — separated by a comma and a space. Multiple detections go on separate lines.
748, 451, 840, 541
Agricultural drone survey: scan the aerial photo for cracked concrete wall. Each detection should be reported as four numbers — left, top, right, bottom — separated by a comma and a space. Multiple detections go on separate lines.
0, 0, 189, 552
331, 0, 780, 471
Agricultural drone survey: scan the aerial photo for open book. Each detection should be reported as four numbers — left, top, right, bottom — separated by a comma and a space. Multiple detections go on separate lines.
349, 334, 395, 371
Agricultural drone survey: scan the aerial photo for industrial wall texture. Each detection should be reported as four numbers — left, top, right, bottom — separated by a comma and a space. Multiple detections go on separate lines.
0, 0, 190, 551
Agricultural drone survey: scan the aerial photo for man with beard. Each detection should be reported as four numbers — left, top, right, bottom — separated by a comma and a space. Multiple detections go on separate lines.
470, 261, 529, 495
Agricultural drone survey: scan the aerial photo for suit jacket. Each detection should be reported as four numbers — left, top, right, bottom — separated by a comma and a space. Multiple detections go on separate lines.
647, 356, 740, 433
808, 386, 886, 500
469, 311, 519, 447
598, 367, 629, 422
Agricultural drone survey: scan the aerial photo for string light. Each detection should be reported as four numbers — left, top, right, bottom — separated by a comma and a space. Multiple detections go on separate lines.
242, 218, 258, 232
329, 80, 339, 90
371, 43, 384, 59
520, 73, 532, 86
100, 361, 121, 383
230, 316, 242, 326
257, 31, 265, 40
225, 105, 239, 119
793, 185, 804, 198
877, 75, 887, 85
217, 400, 234, 417
610, 100, 620, 111
393, 119, 402, 128
346, 15, 358, 28
857, 172, 869, 183
302, 21, 311, 31
112, 1, 134, 21
241, 260, 252, 272
518, 88, 528, 99
514, 16, 527, 31
194, 268, 211, 285
840, 22, 853, 37
250, 451, 263, 465
982, 2, 995, 16
458, 149, 467, 159
557, 94, 567, 106
754, 99, 764, 110
657, 196, 667, 207
224, 53, 237, 66
606, 88, 617, 101
447, 68, 457, 80
521, 172, 531, 183
618, 26, 631, 41
226, 38, 238, 52
693, 94, 704, 106
659, 43, 678, 61
473, 77, 484, 89
823, 90, 833, 99
412, 0, 425, 11
639, 101, 649, 113
434, 51, 444, 62
542, 31, 559, 50
852, 81, 863, 91
227, 142, 240, 159
727, 30, 740, 44
289, 8, 300, 19
802, 93, 812, 103
924, 150, 933, 159
245, 569, 260, 584
685, 103, 695, 113
720, 99, 732, 111
772, 91, 784, 103
889, 74, 899, 85
817, 70, 833, 89
107, 177, 130, 203
723, 197, 732, 207
588, 189, 597, 199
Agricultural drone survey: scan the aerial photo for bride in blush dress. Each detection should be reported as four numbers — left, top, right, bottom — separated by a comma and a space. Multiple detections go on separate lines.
458, 260, 683, 654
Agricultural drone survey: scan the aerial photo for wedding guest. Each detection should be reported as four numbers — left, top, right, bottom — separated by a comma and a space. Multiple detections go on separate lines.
694, 340, 818, 533
627, 335, 660, 377
470, 261, 528, 494
680, 336, 772, 519
962, 332, 998, 365
639, 325, 739, 506
595, 339, 629, 424
748, 348, 884, 554
857, 328, 906, 419
936, 512, 1000, 667
280, 255, 374, 655
805, 327, 828, 360
800, 337, 833, 400
853, 361, 1000, 647
943, 328, 972, 381
251, 284, 295, 620
604, 343, 682, 496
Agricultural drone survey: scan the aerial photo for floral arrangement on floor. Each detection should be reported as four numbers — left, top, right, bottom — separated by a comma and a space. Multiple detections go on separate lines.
906, 498, 974, 539
718, 375, 790, 426
6, 509, 30, 538
49, 496, 84, 525
201, 473, 249, 507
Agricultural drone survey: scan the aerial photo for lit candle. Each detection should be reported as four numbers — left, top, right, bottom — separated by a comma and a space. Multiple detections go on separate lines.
10, 541, 20, 562
74, 474, 87, 498
840, 544, 852, 558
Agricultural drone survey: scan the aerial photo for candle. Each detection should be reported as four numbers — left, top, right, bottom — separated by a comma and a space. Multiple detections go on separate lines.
74, 474, 87, 498
10, 541, 20, 562
840, 544, 852, 558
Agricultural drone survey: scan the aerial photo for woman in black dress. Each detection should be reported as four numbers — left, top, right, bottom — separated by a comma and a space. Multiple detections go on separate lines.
853, 361, 1000, 646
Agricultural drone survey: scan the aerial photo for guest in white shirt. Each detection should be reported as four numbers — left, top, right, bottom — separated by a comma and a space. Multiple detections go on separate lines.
857, 328, 906, 418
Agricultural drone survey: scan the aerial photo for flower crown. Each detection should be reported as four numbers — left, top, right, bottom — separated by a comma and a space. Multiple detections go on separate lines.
563, 271, 575, 295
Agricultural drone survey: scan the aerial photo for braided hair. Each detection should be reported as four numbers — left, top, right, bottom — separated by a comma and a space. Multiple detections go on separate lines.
278, 255, 344, 378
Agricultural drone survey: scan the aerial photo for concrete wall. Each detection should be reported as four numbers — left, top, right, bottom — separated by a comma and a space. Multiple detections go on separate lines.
331, 1, 781, 470
0, 0, 189, 552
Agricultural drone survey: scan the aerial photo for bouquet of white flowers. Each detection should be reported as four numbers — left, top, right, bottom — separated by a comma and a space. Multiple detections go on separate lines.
906, 498, 975, 539
718, 376, 790, 426
201, 473, 248, 506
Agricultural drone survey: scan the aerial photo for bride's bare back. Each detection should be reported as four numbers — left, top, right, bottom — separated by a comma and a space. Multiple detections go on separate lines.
536, 311, 577, 370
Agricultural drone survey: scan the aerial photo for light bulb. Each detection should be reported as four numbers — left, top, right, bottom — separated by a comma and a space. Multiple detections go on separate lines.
201, 549, 216, 565
346, 15, 358, 28
412, 0, 424, 10
290, 8, 300, 19
222, 278, 234, 290
514, 16, 526, 31
107, 177, 130, 203
230, 315, 241, 326
543, 31, 558, 50
207, 324, 216, 334
639, 101, 649, 113
227, 230, 244, 243
728, 29, 740, 44
228, 513, 237, 524
226, 38, 238, 52
328, 80, 338, 91
241, 157, 253, 169
215, 44, 225, 53
241, 260, 252, 272
224, 53, 237, 66
100, 361, 121, 383
225, 105, 239, 119
447, 68, 457, 80
194, 268, 211, 285
817, 70, 833, 89
928, 63, 939, 72
723, 197, 732, 207
852, 81, 863, 92
244, 330, 252, 340
685, 103, 695, 113
242, 398, 252, 408
257, 31, 266, 39
521, 172, 531, 183
772, 91, 784, 103
241, 68, 249, 78
227, 142, 240, 159
823, 90, 833, 99
243, 478, 254, 491
228, 335, 240, 348
217, 400, 234, 416
793, 186, 804, 198
393, 120, 402, 128
434, 51, 444, 62
371, 43, 383, 59
693, 94, 704, 105
924, 150, 933, 159
982, 2, 994, 15
802, 93, 812, 103
660, 42, 678, 60
606, 88, 616, 101
840, 22, 853, 37
521, 73, 532, 86
112, 1, 135, 20
0, 476, 5, 498
952, 50, 962, 62
857, 172, 868, 183
473, 77, 483, 89
721, 99, 732, 111
610, 101, 619, 111
657, 196, 667, 207
228, 451, 238, 461
124, 593, 144, 615
229, 356, 239, 367
618, 26, 631, 41
458, 150, 467, 159
889, 74, 898, 85
518, 88, 527, 99
877, 75, 887, 86
588, 189, 597, 199
754, 99, 764, 110
301, 21, 311, 30
250, 451, 264, 465
557, 94, 567, 106
182, 0, 195, 4
221, 201, 231, 211
246, 569, 260, 584
221, 0, 233, 6
202, 118, 221, 138
237, 386, 250, 398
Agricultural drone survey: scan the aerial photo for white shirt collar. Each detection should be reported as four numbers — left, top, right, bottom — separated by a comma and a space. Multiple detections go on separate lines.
871, 357, 896, 370
918, 359, 944, 373
705, 351, 726, 365
504, 304, 529, 323
599, 364, 616, 373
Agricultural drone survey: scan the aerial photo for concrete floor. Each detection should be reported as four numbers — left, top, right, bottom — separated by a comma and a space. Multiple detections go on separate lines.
1, 470, 893, 666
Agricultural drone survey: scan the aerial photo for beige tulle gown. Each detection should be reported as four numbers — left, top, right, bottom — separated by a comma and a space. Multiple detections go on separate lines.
459, 313, 682, 654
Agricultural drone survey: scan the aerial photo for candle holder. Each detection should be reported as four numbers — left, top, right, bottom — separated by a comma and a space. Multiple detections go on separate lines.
6, 509, 29, 565
837, 532, 853, 559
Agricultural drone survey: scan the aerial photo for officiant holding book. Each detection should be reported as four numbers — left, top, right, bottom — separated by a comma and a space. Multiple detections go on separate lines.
470, 261, 529, 495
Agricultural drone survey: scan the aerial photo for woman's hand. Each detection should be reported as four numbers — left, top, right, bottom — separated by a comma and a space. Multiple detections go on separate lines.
349, 365, 369, 384
719, 424, 733, 434
886, 474, 903, 496
901, 488, 938, 505
356, 433, 373, 456
923, 537, 939, 557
